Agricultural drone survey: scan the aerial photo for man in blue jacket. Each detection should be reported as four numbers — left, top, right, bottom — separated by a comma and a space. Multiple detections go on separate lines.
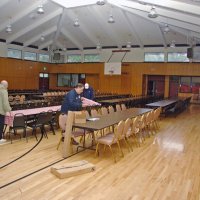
83, 83, 94, 100
61, 83, 85, 145
61, 83, 85, 113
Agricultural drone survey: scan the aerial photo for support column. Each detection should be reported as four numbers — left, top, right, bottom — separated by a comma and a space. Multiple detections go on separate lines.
164, 75, 170, 98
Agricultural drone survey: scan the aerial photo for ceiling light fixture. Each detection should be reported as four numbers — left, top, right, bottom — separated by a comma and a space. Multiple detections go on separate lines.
126, 42, 131, 49
37, 5, 44, 14
164, 24, 170, 33
108, 14, 115, 23
74, 18, 80, 27
6, 24, 12, 33
148, 6, 158, 18
137, 0, 147, 5
40, 35, 45, 41
170, 40, 176, 48
96, 43, 101, 50
96, 0, 106, 5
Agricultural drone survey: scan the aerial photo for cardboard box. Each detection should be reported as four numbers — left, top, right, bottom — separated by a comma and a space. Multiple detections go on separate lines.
74, 111, 86, 124
50, 160, 95, 179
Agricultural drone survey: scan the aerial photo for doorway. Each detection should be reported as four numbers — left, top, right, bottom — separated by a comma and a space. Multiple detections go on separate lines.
147, 75, 165, 96
39, 73, 49, 91
147, 80, 155, 96
169, 76, 179, 98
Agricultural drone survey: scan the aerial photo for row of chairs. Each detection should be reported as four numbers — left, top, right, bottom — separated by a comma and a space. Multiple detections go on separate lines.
95, 107, 162, 162
89, 104, 126, 117
56, 104, 127, 150
165, 97, 191, 117
57, 104, 161, 163
10, 100, 61, 111
8, 95, 25, 102
43, 91, 66, 97
6, 110, 61, 143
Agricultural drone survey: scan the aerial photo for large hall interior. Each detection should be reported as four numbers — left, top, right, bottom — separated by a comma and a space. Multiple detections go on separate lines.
0, 0, 200, 199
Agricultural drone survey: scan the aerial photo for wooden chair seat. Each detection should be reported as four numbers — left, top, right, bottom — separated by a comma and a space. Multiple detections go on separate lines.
96, 133, 116, 145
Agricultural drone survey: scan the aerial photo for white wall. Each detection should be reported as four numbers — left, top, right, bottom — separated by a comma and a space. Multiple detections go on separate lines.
0, 43, 7, 57
0, 42, 49, 59
0, 41, 197, 62
65, 46, 190, 63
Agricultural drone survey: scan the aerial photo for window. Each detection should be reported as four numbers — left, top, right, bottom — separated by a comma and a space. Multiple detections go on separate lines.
144, 52, 165, 62
38, 54, 49, 62
24, 51, 37, 61
180, 76, 200, 93
57, 74, 85, 87
191, 77, 200, 93
7, 48, 22, 59
84, 54, 100, 62
67, 54, 82, 63
180, 77, 191, 93
167, 53, 189, 62
39, 73, 49, 78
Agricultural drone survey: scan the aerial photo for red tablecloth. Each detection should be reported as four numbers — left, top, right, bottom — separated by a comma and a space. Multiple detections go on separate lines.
5, 106, 61, 126
5, 98, 100, 127
81, 97, 101, 106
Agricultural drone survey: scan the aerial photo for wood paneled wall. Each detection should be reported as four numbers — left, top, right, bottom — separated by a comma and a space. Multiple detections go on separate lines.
1, 58, 200, 96
0, 58, 51, 89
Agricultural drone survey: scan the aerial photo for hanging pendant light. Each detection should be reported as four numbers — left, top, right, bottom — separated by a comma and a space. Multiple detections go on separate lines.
148, 6, 158, 18
37, 5, 44, 14
108, 14, 115, 23
96, 0, 106, 5
170, 40, 176, 48
6, 24, 12, 33
126, 42, 131, 49
74, 18, 80, 27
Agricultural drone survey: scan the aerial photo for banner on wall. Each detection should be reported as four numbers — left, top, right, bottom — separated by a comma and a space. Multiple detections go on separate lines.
104, 62, 121, 75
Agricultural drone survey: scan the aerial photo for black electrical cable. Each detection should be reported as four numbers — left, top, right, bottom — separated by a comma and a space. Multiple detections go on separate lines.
0, 132, 44, 170
0, 149, 85, 190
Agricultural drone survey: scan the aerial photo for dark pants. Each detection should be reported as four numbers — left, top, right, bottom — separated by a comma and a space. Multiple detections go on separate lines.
0, 114, 5, 140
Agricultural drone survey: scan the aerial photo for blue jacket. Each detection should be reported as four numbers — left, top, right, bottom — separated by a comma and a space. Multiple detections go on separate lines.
61, 89, 82, 114
83, 87, 94, 100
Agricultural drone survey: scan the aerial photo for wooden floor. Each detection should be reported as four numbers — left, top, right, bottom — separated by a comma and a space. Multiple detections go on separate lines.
0, 105, 200, 200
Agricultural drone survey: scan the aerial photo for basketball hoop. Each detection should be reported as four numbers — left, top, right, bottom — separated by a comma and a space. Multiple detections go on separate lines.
109, 70, 114, 76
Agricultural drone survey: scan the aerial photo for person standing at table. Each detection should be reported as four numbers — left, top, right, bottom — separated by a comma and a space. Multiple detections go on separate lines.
83, 83, 94, 100
61, 83, 86, 113
0, 80, 11, 143
61, 83, 86, 145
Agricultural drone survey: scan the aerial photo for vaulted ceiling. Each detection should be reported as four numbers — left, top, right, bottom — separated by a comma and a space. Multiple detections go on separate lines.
0, 0, 200, 51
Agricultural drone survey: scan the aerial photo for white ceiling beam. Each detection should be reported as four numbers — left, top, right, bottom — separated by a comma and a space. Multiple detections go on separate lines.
56, 41, 65, 49
117, 5, 200, 36
39, 40, 53, 50
124, 5, 200, 43
0, 0, 12, 8
61, 28, 83, 50
159, 17, 200, 34
50, 0, 96, 9
155, 8, 200, 28
135, 0, 200, 17
0, 0, 48, 32
115, 7, 144, 48
6, 8, 63, 44
65, 10, 99, 45
191, 32, 200, 40
52, 8, 65, 48
158, 26, 167, 47
109, 0, 200, 28
168, 26, 200, 43
87, 6, 122, 48
24, 26, 57, 47
121, 5, 200, 44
